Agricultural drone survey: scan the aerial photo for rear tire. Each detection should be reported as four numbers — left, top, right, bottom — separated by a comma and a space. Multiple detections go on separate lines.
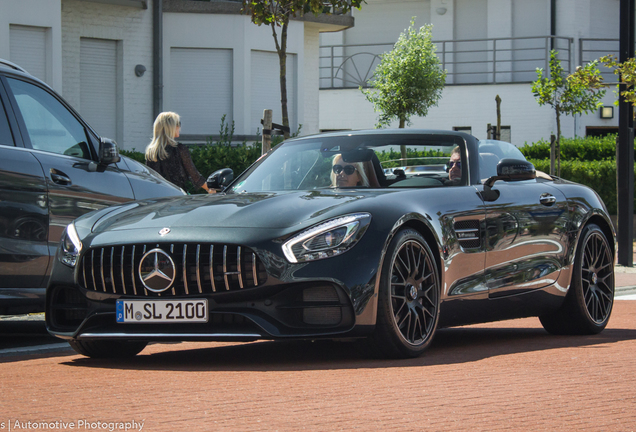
540, 223, 614, 335
68, 340, 148, 358
370, 229, 440, 358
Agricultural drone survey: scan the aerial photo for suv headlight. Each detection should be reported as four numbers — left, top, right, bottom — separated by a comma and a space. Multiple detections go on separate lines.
282, 213, 371, 263
60, 223, 82, 267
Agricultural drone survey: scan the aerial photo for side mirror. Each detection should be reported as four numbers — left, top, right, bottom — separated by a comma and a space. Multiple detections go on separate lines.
207, 168, 234, 190
99, 138, 121, 165
484, 158, 535, 188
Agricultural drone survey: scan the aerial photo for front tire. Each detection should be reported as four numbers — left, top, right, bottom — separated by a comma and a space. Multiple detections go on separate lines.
370, 229, 440, 358
540, 223, 614, 335
69, 340, 148, 358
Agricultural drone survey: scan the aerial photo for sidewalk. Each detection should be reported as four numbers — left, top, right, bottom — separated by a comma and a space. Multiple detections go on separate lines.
614, 242, 636, 295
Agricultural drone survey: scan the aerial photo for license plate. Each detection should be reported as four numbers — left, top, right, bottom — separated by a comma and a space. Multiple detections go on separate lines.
116, 299, 208, 323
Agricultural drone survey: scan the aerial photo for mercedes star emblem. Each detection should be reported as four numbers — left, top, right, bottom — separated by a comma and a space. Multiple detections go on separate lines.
139, 248, 176, 292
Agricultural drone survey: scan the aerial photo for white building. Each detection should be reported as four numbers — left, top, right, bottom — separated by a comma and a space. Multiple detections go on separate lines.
0, 0, 351, 150
0, 0, 622, 149
319, 0, 621, 146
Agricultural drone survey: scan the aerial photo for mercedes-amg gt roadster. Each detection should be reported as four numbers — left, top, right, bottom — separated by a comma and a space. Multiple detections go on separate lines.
46, 130, 615, 359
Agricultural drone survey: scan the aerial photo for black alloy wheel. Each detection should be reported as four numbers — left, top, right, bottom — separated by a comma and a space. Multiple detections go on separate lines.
540, 223, 614, 335
371, 229, 440, 358
580, 228, 614, 324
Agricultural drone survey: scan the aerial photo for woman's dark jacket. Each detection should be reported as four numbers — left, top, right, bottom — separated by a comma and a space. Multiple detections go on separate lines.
146, 143, 206, 190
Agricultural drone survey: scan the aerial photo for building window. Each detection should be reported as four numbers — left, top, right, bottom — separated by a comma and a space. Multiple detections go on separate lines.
453, 126, 472, 134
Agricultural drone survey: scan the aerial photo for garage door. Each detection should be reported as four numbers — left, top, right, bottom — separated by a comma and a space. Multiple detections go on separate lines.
9, 25, 48, 83
251, 50, 296, 135
80, 38, 118, 141
170, 48, 233, 136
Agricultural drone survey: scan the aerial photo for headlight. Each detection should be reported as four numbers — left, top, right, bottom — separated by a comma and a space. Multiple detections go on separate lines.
282, 213, 371, 263
60, 223, 82, 267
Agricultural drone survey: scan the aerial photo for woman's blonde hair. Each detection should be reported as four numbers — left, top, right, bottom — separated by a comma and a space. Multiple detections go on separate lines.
145, 112, 181, 162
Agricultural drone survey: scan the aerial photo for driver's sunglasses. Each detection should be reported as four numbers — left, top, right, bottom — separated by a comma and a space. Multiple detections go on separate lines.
447, 161, 461, 169
333, 164, 357, 175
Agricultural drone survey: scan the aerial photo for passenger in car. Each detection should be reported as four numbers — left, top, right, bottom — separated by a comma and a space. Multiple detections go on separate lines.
145, 112, 213, 194
331, 154, 370, 188
445, 146, 462, 185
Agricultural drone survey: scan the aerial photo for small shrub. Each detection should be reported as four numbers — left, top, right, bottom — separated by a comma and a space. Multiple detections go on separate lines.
120, 148, 145, 164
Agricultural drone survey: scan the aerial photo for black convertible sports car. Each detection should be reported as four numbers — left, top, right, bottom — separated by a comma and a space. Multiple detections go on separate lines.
46, 130, 616, 358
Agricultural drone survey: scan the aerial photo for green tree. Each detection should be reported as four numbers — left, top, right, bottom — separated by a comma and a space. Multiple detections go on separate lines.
362, 19, 446, 129
242, 0, 362, 137
531, 50, 605, 176
599, 54, 636, 104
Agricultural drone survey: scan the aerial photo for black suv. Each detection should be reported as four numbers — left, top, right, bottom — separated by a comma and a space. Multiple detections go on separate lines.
0, 59, 184, 314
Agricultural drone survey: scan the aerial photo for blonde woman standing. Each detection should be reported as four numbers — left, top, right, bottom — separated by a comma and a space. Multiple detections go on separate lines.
145, 112, 212, 193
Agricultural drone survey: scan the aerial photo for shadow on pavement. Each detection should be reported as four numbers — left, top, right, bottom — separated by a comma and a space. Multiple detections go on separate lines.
58, 325, 636, 372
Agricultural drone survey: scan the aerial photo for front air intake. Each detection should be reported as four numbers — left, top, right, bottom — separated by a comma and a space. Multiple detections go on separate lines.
48, 286, 89, 330
302, 285, 343, 326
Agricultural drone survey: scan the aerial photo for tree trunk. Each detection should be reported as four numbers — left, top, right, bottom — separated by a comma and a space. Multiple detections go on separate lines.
261, 109, 272, 155
495, 95, 502, 140
550, 134, 556, 176
556, 107, 561, 177
271, 20, 290, 139
399, 117, 406, 164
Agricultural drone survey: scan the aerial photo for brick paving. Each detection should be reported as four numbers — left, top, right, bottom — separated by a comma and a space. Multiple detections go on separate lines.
2, 300, 636, 431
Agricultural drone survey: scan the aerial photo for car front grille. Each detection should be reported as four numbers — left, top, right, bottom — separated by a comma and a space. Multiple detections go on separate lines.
79, 243, 268, 297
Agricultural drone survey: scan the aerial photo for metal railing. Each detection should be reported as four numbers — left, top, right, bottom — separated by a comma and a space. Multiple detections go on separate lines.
579, 38, 619, 82
320, 35, 573, 89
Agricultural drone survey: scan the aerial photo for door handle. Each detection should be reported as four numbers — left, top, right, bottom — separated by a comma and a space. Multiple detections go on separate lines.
50, 169, 72, 186
539, 193, 556, 206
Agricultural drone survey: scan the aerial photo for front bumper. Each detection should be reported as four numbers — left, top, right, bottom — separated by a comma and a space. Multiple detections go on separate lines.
47, 274, 363, 342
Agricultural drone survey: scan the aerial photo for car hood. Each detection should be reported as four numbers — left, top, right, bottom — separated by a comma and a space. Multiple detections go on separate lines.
91, 190, 388, 234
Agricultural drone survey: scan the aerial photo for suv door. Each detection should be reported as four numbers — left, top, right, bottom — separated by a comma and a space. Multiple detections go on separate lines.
0, 82, 50, 291
3, 75, 134, 269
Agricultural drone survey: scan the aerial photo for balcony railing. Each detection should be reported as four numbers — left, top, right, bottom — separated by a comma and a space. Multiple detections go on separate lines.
579, 38, 619, 82
320, 35, 573, 89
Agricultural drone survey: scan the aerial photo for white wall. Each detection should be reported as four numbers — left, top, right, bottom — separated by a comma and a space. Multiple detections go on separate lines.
348, 0, 431, 45
303, 23, 321, 136
0, 0, 63, 91
62, 0, 153, 150
163, 13, 309, 138
589, 0, 619, 39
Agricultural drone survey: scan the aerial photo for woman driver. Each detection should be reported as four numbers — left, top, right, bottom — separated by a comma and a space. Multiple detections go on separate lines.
331, 154, 369, 187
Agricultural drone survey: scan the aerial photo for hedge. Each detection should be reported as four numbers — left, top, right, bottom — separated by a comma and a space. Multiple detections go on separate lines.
528, 158, 635, 215
519, 134, 619, 161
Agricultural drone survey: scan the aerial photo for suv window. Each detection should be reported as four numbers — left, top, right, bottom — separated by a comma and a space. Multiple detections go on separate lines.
0, 97, 13, 146
6, 77, 91, 159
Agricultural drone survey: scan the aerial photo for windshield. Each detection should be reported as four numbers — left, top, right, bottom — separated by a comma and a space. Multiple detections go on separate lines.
477, 139, 527, 180
229, 134, 468, 193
